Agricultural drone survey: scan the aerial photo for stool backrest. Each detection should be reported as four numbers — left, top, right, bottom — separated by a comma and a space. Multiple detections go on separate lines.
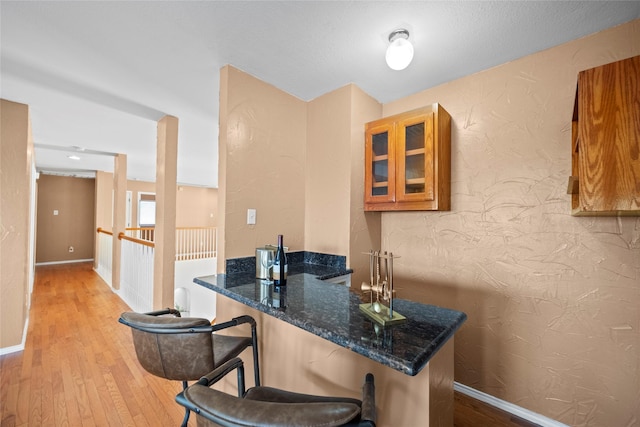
120, 312, 215, 381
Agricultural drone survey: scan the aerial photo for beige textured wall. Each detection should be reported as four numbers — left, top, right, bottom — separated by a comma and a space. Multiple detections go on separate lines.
348, 86, 383, 286
94, 170, 112, 270
94, 171, 113, 231
93, 173, 215, 230
0, 99, 33, 349
305, 84, 383, 283
177, 186, 217, 227
305, 86, 352, 255
304, 84, 382, 284
219, 74, 383, 278
219, 66, 307, 264
94, 172, 156, 232
36, 175, 96, 263
381, 21, 640, 426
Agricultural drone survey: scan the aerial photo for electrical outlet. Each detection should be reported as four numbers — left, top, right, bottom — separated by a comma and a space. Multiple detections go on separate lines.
69, 246, 74, 253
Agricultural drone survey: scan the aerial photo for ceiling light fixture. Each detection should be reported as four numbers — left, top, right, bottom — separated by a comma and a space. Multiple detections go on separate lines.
385, 29, 414, 71
68, 155, 81, 160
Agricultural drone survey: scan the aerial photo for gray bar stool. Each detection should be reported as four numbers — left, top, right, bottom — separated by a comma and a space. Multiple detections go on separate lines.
119, 309, 260, 427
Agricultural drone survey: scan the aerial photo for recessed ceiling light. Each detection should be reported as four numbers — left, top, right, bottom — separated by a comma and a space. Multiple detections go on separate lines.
68, 155, 81, 160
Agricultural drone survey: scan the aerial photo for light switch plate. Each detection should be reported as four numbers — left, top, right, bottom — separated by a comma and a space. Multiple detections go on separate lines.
247, 209, 256, 225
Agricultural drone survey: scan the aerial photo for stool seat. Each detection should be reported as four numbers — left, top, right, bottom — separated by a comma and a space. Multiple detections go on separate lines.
176, 357, 376, 427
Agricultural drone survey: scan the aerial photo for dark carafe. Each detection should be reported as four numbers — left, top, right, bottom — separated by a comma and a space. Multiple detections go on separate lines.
273, 234, 287, 286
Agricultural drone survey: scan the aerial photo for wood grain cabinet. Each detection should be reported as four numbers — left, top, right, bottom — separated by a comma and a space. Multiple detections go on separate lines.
569, 55, 640, 216
364, 104, 451, 211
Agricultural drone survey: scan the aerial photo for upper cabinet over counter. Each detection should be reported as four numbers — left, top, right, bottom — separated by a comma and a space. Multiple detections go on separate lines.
569, 55, 640, 216
364, 104, 451, 212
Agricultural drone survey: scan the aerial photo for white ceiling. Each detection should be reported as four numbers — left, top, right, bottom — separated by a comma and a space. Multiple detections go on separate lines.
2, 1, 639, 188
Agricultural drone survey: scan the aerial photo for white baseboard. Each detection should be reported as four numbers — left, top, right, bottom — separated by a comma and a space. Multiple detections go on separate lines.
36, 258, 93, 266
0, 316, 29, 356
454, 382, 569, 427
0, 344, 24, 356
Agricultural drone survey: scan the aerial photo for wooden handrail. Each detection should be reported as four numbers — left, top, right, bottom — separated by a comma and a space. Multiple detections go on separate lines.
97, 227, 113, 236
124, 227, 155, 242
118, 232, 155, 248
100, 227, 215, 256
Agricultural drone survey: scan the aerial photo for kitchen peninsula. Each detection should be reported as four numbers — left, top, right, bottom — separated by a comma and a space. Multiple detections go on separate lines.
195, 253, 466, 426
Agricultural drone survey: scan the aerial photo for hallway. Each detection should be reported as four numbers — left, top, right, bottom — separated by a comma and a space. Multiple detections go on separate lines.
0, 262, 184, 426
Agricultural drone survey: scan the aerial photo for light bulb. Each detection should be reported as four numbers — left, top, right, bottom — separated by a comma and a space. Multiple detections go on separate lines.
385, 29, 414, 71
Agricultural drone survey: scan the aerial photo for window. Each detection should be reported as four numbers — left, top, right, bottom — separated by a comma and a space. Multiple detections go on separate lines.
138, 199, 156, 227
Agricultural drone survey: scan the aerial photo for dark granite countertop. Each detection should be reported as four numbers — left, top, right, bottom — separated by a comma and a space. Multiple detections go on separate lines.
195, 260, 466, 376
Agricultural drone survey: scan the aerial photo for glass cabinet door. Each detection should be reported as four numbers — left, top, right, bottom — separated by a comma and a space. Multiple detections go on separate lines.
396, 113, 434, 202
365, 121, 395, 204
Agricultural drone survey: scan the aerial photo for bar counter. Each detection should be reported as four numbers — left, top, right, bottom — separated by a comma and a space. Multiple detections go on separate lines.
194, 258, 467, 426
194, 264, 466, 376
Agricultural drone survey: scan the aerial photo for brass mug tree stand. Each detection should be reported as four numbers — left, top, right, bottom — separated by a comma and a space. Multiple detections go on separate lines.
360, 250, 406, 326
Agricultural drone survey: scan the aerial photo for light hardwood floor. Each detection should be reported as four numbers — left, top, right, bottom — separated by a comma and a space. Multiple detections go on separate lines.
1, 262, 539, 427
1, 262, 185, 426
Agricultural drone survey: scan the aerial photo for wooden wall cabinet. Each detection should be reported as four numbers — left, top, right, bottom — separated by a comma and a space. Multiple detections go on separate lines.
569, 55, 640, 216
364, 104, 451, 211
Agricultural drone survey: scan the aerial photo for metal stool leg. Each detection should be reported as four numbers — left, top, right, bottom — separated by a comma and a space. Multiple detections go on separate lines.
251, 323, 260, 386
181, 380, 190, 427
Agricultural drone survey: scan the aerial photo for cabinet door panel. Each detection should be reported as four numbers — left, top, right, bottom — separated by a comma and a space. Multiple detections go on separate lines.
365, 121, 396, 204
396, 113, 434, 202
572, 54, 640, 215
